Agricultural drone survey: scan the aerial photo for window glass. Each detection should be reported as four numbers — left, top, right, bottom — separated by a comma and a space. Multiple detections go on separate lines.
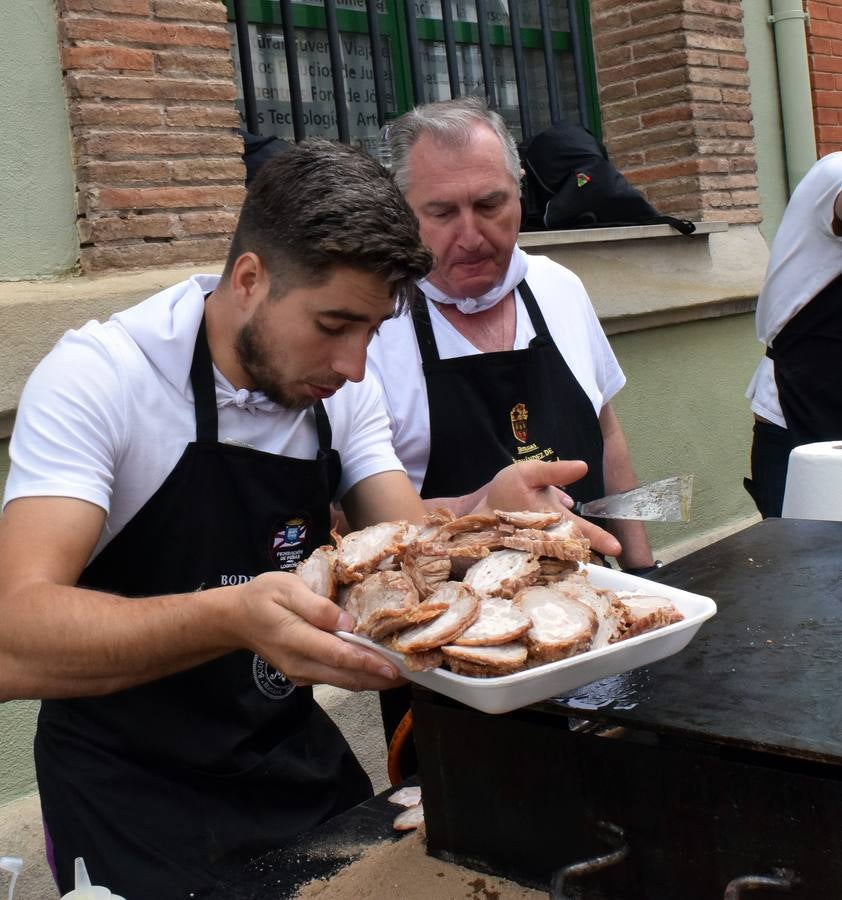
417, 0, 565, 29
418, 41, 580, 141
229, 23, 396, 152
296, 0, 388, 11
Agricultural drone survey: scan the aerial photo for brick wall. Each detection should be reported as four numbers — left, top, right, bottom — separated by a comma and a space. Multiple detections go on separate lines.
588, 0, 760, 224
59, 0, 245, 272
806, 0, 842, 156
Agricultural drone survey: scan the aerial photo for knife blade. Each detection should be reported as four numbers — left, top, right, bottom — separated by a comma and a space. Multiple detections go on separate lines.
570, 475, 694, 522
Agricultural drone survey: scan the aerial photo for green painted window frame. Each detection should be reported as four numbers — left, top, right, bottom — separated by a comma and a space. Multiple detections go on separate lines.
225, 0, 601, 137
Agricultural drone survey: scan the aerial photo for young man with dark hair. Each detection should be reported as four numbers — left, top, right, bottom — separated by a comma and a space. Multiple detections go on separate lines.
0, 139, 618, 899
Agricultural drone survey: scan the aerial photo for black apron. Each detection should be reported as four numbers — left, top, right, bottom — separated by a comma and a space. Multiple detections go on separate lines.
380, 281, 606, 769
415, 280, 605, 501
766, 271, 842, 446
35, 316, 371, 900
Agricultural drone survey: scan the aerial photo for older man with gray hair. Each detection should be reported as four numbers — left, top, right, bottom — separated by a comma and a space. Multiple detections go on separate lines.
367, 98, 656, 772
369, 97, 653, 571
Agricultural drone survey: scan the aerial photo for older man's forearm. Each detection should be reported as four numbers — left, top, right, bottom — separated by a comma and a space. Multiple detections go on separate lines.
599, 405, 655, 570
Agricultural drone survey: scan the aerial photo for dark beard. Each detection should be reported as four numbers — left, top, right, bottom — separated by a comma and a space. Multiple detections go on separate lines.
234, 319, 310, 410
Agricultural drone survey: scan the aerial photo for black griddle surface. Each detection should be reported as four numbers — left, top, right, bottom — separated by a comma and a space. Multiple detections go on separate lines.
545, 518, 842, 765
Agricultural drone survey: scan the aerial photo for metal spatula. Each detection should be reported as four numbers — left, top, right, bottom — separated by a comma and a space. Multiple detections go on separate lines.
570, 475, 694, 522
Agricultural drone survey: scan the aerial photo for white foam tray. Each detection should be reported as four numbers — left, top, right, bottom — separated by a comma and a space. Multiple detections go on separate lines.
338, 564, 716, 715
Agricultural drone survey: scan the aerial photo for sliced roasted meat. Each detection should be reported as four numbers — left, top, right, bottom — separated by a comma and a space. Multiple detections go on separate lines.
413, 538, 493, 561
550, 573, 625, 649
535, 557, 580, 584
494, 510, 564, 530
368, 603, 447, 643
408, 532, 497, 583
423, 508, 456, 527
515, 585, 598, 663
391, 582, 481, 653
401, 545, 452, 599
615, 591, 684, 640
501, 519, 590, 563
402, 647, 445, 671
294, 545, 337, 600
448, 529, 507, 552
442, 642, 528, 677
463, 549, 541, 599
413, 509, 455, 545
452, 597, 532, 646
437, 512, 500, 540
343, 570, 420, 638
334, 521, 417, 583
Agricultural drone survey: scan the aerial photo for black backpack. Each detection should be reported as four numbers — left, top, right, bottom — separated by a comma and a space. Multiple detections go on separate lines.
519, 122, 695, 235
239, 130, 293, 186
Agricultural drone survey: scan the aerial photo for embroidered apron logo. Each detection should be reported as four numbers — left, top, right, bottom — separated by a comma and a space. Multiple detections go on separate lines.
576, 172, 591, 188
270, 516, 311, 570
510, 402, 529, 443
252, 654, 296, 700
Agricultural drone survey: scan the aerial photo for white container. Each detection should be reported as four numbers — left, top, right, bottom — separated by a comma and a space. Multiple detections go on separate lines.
60, 858, 125, 900
339, 564, 716, 715
782, 440, 842, 521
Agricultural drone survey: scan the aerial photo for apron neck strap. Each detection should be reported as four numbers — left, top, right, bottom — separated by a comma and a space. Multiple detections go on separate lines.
313, 400, 333, 451
190, 314, 218, 443
517, 280, 551, 339
411, 279, 549, 363
411, 286, 440, 366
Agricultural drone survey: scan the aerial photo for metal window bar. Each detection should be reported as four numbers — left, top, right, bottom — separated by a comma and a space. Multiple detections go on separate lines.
233, 0, 259, 133
507, 0, 531, 138
537, 0, 562, 124
474, 0, 497, 109
280, 0, 306, 139
567, 0, 589, 130
440, 0, 461, 99
324, 0, 351, 141
402, 0, 425, 105
365, 0, 388, 125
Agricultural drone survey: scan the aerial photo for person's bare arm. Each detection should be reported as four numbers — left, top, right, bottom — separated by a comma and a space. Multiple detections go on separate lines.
599, 404, 655, 570
0, 496, 398, 702
340, 469, 427, 530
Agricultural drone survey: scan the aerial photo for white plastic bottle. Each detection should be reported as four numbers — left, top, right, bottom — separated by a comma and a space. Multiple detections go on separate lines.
59, 858, 126, 900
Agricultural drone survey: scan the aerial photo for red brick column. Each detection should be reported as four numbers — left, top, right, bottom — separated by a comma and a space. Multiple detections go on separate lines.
60, 0, 246, 272
806, 0, 842, 156
588, 0, 761, 225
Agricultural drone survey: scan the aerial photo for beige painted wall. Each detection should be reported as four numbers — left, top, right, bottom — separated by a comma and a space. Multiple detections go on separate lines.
1, 0, 78, 280
610, 312, 761, 557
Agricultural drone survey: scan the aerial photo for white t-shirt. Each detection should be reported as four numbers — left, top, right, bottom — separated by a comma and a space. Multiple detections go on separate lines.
747, 152, 842, 427
3, 275, 404, 561
367, 254, 625, 490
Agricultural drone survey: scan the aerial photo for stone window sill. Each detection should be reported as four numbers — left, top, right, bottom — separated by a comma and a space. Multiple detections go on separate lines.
518, 220, 767, 335
518, 220, 728, 247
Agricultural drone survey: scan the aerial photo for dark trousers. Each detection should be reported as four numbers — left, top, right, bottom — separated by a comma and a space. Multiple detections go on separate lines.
743, 419, 798, 518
